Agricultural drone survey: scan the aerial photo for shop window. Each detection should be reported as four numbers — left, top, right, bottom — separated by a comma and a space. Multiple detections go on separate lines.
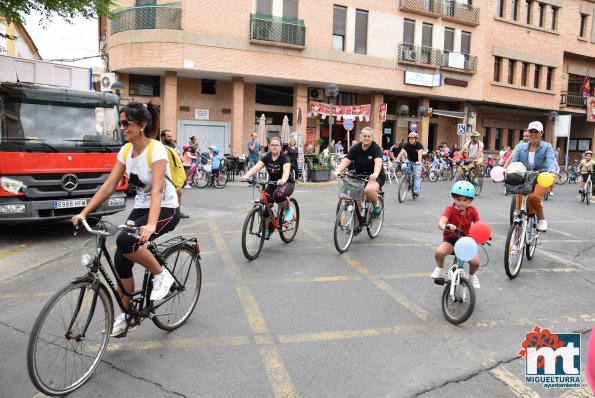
129, 75, 160, 96
201, 80, 216, 95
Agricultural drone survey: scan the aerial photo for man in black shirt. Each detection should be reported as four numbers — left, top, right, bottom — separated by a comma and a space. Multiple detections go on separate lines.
395, 132, 424, 198
332, 127, 385, 216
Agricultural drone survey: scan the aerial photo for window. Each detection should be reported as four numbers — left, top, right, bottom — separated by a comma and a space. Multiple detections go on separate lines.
444, 28, 455, 52
333, 5, 346, 51
495, 128, 502, 150
525, 0, 532, 24
256, 0, 272, 15
403, 19, 415, 44
497, 0, 504, 17
537, 3, 544, 27
534, 65, 541, 89
354, 9, 368, 54
507, 129, 514, 147
511, 0, 519, 21
337, 92, 357, 106
255, 85, 294, 106
283, 0, 298, 20
546, 67, 554, 90
129, 75, 160, 96
421, 23, 433, 64
461, 31, 471, 54
494, 57, 502, 82
508, 60, 516, 84
580, 14, 588, 37
483, 128, 490, 150
521, 62, 529, 86
551, 7, 558, 30
201, 80, 216, 95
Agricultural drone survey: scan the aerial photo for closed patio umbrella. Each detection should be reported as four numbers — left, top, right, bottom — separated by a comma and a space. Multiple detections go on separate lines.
257, 114, 267, 147
281, 115, 290, 144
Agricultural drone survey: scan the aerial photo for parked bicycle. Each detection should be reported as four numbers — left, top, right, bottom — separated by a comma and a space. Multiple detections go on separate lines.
397, 162, 415, 202
27, 218, 202, 396
434, 228, 490, 325
504, 171, 540, 279
334, 173, 384, 253
241, 181, 300, 260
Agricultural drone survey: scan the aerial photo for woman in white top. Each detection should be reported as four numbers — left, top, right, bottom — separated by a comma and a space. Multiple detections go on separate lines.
72, 101, 180, 337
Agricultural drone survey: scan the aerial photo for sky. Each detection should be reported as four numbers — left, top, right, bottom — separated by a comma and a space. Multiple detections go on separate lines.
24, 12, 103, 68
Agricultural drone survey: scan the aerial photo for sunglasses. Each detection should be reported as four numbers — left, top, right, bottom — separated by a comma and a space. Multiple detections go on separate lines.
118, 120, 138, 128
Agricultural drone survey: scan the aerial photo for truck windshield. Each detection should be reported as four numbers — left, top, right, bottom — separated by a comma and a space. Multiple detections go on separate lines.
1, 97, 122, 147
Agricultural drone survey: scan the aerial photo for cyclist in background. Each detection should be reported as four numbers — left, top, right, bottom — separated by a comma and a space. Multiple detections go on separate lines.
462, 131, 484, 183
332, 127, 385, 216
504, 131, 530, 168
431, 181, 481, 289
72, 101, 180, 337
509, 121, 556, 232
578, 150, 595, 197
395, 132, 424, 199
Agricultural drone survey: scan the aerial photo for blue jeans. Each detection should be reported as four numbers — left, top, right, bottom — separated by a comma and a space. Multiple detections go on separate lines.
406, 162, 421, 195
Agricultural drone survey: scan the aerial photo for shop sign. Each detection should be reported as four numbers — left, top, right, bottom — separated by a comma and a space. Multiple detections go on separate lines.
404, 71, 442, 87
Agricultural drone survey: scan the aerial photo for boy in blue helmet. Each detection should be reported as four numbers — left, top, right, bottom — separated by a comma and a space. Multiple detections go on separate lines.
210, 147, 225, 186
431, 181, 482, 289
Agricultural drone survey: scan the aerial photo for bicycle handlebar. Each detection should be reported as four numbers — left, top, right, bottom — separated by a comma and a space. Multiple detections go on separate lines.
445, 226, 492, 246
337, 172, 370, 182
75, 218, 140, 239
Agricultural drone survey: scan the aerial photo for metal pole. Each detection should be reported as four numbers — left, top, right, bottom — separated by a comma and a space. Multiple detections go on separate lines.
329, 102, 333, 152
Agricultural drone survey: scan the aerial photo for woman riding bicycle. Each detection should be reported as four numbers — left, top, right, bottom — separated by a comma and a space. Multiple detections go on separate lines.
72, 101, 180, 337
509, 121, 556, 232
332, 127, 385, 216
241, 136, 295, 234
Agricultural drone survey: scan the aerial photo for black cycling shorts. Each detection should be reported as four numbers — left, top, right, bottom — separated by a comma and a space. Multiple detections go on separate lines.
265, 182, 295, 203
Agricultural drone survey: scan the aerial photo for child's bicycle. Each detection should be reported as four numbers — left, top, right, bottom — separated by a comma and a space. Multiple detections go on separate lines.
397, 162, 415, 202
580, 173, 593, 205
241, 181, 300, 260
434, 228, 491, 325
27, 218, 202, 396
334, 173, 384, 253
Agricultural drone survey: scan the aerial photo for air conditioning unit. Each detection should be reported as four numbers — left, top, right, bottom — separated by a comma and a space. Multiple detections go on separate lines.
309, 88, 324, 100
100, 73, 116, 92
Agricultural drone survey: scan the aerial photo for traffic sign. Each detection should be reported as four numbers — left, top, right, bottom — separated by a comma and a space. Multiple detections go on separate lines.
457, 123, 466, 136
343, 119, 354, 131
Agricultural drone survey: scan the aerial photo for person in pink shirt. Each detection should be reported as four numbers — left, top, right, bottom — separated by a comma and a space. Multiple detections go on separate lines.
181, 144, 197, 187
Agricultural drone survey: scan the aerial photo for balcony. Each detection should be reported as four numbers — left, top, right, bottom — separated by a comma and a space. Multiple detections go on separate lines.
399, 0, 480, 26
110, 5, 182, 35
250, 14, 306, 48
398, 43, 443, 68
560, 92, 587, 109
441, 50, 478, 72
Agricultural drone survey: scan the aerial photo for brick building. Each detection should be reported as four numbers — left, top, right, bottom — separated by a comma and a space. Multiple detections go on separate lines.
101, 0, 595, 161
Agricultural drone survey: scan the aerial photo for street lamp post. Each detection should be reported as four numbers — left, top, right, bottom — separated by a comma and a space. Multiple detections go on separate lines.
325, 84, 339, 153
110, 81, 124, 98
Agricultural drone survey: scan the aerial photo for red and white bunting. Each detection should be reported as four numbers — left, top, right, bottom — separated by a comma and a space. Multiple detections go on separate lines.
309, 100, 371, 122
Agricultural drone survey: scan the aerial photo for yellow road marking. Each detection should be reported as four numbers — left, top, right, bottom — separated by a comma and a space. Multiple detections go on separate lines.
0, 243, 33, 260
547, 227, 572, 237
235, 285, 269, 334
0, 291, 54, 299
278, 324, 430, 344
560, 384, 595, 397
106, 336, 250, 351
259, 346, 299, 398
489, 366, 539, 398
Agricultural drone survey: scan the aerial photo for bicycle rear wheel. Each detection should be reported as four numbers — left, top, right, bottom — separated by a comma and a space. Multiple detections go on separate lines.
429, 171, 438, 182
441, 278, 475, 325
474, 176, 483, 196
279, 198, 300, 243
397, 176, 408, 203
555, 170, 568, 184
367, 196, 384, 238
193, 169, 209, 188
525, 217, 539, 260
241, 207, 265, 260
505, 222, 525, 279
27, 280, 113, 396
213, 172, 228, 189
334, 200, 355, 253
152, 244, 202, 331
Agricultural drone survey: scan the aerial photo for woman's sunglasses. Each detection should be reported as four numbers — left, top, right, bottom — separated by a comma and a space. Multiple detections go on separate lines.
118, 120, 138, 128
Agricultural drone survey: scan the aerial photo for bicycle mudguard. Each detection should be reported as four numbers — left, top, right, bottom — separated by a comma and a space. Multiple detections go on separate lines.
71, 275, 96, 285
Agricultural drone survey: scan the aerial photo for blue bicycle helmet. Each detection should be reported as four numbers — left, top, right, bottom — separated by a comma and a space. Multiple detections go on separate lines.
212, 147, 220, 154
451, 181, 475, 198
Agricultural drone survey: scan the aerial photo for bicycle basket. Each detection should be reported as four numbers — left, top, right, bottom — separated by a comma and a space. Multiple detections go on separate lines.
338, 176, 365, 200
505, 171, 538, 195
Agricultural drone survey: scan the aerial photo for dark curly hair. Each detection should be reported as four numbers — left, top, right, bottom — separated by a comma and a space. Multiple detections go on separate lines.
119, 101, 160, 139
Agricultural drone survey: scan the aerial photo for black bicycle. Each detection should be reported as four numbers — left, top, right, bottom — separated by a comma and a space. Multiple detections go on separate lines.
397, 162, 415, 202
27, 218, 202, 396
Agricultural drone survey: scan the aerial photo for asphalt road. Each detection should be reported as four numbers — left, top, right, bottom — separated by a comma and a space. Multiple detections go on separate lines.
1, 177, 593, 398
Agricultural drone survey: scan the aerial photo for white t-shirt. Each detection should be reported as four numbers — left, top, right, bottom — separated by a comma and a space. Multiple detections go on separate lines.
117, 142, 179, 209
464, 140, 484, 159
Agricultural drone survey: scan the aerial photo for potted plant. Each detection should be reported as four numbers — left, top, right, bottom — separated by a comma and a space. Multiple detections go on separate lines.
307, 154, 334, 182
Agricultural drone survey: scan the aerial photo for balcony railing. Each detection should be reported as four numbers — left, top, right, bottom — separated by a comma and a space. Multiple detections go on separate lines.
399, 0, 480, 25
250, 14, 306, 47
110, 5, 182, 35
398, 43, 444, 68
560, 92, 588, 109
441, 50, 478, 72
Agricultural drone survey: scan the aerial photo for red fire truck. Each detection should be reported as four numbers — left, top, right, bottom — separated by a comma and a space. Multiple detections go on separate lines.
0, 81, 127, 224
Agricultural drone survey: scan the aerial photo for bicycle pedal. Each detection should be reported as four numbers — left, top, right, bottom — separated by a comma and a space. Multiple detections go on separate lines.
433, 278, 445, 286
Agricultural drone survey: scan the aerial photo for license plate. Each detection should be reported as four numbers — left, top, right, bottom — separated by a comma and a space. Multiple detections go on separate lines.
53, 199, 87, 209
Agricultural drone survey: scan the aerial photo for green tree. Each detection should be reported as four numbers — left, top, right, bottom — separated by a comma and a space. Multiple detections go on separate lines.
1, 0, 115, 39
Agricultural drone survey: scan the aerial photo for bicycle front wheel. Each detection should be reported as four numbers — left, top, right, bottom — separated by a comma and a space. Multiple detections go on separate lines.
505, 222, 525, 279
152, 244, 202, 331
241, 207, 265, 260
441, 278, 475, 325
429, 171, 438, 182
397, 176, 408, 203
334, 200, 355, 253
193, 169, 209, 188
213, 172, 228, 189
555, 170, 568, 184
509, 195, 517, 225
525, 217, 539, 260
587, 180, 592, 205
367, 196, 384, 238
27, 280, 113, 396
279, 198, 300, 243
474, 176, 483, 196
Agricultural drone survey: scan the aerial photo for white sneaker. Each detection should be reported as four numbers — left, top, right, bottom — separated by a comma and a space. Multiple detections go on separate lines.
110, 313, 136, 337
151, 269, 174, 301
468, 274, 480, 289
537, 219, 548, 232
431, 267, 444, 279
549, 192, 554, 197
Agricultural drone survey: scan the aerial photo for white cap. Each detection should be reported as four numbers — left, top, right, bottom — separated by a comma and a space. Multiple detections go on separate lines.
527, 121, 543, 132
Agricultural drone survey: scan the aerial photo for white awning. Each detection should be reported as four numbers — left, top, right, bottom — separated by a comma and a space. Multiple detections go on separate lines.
431, 110, 466, 119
